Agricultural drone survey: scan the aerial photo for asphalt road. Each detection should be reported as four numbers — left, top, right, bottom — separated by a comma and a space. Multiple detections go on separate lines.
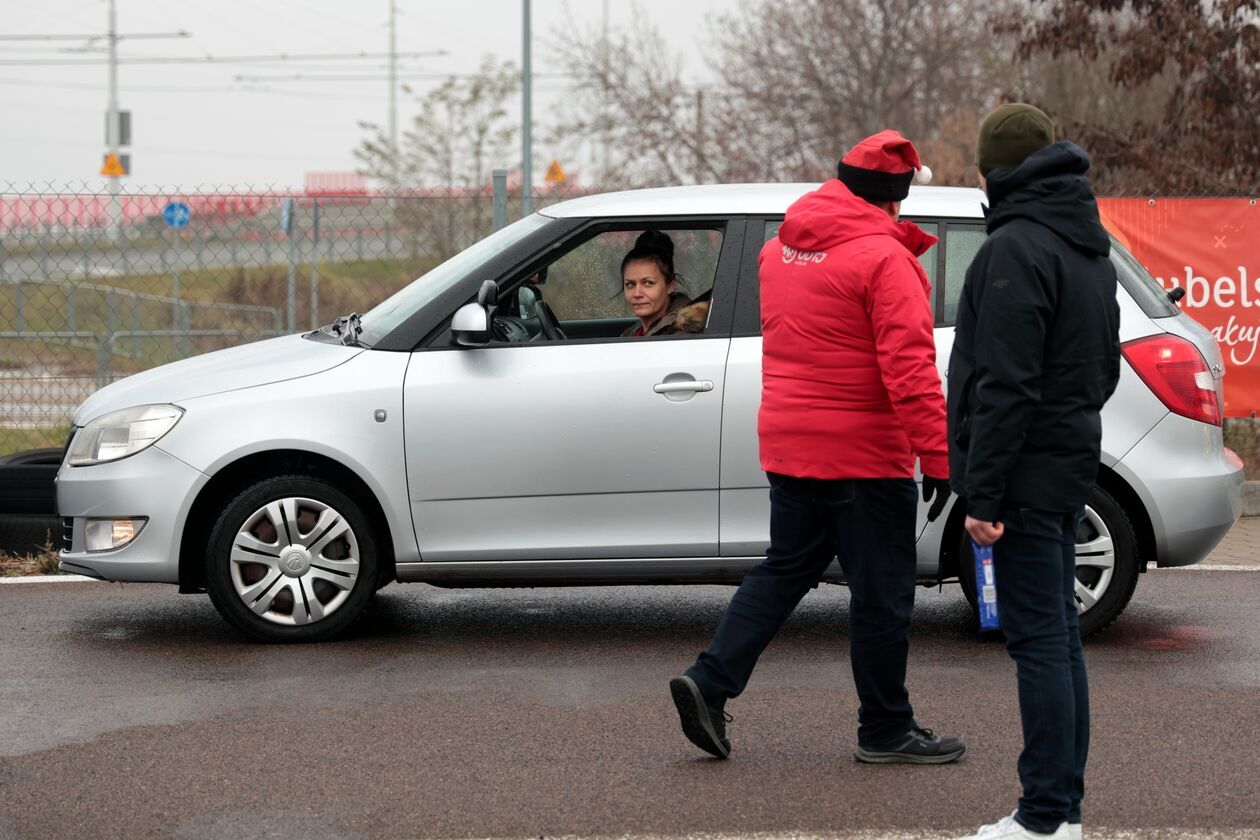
2, 571, 1259, 840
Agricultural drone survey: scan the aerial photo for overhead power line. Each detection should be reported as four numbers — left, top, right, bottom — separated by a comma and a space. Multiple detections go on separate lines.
233, 71, 574, 82
0, 32, 189, 41
0, 50, 446, 67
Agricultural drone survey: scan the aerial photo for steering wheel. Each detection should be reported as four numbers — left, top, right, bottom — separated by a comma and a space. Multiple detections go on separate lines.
534, 300, 567, 341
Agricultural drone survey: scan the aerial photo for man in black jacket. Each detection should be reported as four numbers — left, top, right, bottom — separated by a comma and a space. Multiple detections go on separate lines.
949, 104, 1121, 840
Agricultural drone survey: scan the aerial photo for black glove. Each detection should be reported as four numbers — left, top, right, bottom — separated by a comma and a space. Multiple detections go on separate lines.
922, 475, 952, 522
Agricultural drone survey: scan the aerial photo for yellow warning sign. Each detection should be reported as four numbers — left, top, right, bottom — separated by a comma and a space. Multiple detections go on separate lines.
100, 153, 127, 177
544, 159, 567, 184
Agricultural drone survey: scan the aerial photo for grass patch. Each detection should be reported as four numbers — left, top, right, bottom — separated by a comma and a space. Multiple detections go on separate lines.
0, 256, 440, 373
2, 256, 437, 330
0, 425, 70, 457
0, 538, 61, 577
2, 234, 165, 258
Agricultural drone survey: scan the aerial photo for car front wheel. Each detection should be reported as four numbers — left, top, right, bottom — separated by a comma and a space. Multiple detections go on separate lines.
205, 475, 379, 642
958, 485, 1139, 637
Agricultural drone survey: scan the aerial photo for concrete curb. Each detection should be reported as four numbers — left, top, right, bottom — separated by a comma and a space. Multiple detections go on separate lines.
1246, 480, 1260, 517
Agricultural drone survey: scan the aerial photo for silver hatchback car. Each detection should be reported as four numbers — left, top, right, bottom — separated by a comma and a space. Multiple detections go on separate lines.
56, 185, 1244, 642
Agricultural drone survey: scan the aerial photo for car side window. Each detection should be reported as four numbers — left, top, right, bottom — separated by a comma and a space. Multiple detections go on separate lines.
762, 217, 939, 301
541, 227, 723, 321
491, 225, 727, 343
942, 224, 986, 325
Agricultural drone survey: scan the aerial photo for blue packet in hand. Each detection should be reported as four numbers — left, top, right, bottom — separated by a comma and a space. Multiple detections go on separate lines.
973, 540, 1000, 630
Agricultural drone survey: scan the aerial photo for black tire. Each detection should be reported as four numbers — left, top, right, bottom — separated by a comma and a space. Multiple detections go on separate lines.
0, 513, 58, 556
0, 463, 57, 516
205, 475, 379, 643
958, 485, 1140, 638
0, 448, 64, 466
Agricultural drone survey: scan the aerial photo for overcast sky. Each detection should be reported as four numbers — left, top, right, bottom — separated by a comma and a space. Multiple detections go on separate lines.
3, 0, 728, 189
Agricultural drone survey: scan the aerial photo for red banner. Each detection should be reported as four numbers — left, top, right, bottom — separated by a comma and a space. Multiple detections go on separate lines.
1098, 198, 1260, 417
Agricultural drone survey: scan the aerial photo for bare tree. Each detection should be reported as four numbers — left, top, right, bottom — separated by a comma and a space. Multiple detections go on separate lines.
708, 0, 1010, 182
997, 0, 1260, 193
356, 56, 518, 259
356, 55, 518, 190
549, 10, 706, 188
551, 0, 1012, 187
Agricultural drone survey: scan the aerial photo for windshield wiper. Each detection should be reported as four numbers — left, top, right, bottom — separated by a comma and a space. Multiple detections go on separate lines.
331, 312, 363, 346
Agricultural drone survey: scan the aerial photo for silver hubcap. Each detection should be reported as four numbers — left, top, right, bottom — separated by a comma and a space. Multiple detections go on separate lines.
229, 496, 360, 626
1074, 505, 1115, 615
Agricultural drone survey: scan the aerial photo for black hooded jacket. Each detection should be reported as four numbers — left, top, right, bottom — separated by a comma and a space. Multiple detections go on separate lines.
947, 142, 1122, 522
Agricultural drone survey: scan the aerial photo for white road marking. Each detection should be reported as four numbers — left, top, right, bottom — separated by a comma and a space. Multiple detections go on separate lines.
1158, 564, 1260, 572
0, 574, 96, 584
480, 830, 1260, 840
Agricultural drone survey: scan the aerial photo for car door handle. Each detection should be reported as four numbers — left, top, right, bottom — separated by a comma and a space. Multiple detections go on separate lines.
653, 380, 714, 394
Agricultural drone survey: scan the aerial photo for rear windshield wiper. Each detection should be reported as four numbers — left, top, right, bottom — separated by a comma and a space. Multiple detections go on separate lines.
331, 312, 363, 346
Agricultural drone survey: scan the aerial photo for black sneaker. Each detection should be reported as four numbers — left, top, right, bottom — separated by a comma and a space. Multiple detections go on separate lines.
669, 675, 731, 759
854, 725, 965, 764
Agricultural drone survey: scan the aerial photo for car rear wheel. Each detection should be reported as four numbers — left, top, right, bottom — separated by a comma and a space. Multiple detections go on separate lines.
205, 475, 379, 642
958, 485, 1139, 637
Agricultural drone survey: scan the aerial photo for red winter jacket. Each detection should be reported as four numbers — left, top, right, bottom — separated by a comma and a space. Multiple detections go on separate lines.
758, 179, 949, 480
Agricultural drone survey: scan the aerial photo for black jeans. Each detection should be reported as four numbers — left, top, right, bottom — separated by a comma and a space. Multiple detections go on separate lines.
993, 508, 1089, 833
686, 473, 919, 747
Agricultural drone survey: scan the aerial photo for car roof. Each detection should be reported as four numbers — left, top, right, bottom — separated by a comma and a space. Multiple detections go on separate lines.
539, 183, 988, 220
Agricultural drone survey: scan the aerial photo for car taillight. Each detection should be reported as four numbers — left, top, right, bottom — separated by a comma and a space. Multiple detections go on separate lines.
1121, 334, 1221, 426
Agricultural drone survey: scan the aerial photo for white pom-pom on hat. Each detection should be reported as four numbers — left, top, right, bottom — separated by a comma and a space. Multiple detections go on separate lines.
913, 165, 932, 185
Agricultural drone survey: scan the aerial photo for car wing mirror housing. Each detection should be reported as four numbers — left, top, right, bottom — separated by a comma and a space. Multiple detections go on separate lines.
453, 280, 498, 347
452, 302, 490, 347
476, 279, 498, 308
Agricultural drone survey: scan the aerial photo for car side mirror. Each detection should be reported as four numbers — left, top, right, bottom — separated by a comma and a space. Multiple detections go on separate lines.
452, 302, 490, 347
476, 279, 498, 308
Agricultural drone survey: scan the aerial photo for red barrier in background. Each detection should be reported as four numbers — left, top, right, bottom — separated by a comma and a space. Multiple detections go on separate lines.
1098, 198, 1260, 418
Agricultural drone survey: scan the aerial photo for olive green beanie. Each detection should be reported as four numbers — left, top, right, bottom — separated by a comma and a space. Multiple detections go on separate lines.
976, 103, 1055, 176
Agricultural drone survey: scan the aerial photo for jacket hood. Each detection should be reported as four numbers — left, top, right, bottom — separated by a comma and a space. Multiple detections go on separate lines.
984, 141, 1110, 257
778, 179, 937, 257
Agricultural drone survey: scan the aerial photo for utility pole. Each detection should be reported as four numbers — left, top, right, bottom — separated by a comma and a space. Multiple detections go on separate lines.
695, 88, 704, 184
388, 0, 398, 197
601, 0, 609, 186
522, 0, 533, 215
3, 26, 186, 240
106, 0, 122, 240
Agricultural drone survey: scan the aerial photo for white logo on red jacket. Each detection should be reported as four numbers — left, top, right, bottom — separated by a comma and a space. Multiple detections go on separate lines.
781, 245, 827, 266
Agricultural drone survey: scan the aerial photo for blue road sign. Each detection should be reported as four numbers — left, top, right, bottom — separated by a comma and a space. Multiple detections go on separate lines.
163, 202, 192, 229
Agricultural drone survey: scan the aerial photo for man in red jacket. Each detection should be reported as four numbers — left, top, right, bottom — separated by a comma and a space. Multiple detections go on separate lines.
670, 130, 962, 764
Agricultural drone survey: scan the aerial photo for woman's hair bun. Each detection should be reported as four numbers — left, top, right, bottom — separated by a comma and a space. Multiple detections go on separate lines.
634, 229, 674, 259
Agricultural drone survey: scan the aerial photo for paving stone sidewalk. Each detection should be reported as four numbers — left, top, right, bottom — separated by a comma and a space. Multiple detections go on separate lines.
1191, 514, 1260, 567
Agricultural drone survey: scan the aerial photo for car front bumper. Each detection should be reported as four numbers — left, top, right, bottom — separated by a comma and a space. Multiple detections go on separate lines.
57, 445, 207, 583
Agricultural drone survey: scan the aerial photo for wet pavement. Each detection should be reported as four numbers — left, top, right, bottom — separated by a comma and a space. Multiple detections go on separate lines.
1, 569, 1259, 839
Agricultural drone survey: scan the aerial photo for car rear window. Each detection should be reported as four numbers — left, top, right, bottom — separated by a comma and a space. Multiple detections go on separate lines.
1112, 241, 1180, 318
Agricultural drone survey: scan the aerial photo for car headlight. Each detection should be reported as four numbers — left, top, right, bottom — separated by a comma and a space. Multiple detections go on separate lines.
67, 405, 184, 466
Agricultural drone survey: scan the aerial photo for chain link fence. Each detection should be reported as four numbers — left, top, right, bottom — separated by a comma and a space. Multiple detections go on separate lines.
0, 183, 589, 454
4, 182, 1257, 462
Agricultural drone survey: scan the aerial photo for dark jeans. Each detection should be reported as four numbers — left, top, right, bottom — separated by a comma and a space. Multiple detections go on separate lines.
686, 473, 919, 747
993, 508, 1090, 833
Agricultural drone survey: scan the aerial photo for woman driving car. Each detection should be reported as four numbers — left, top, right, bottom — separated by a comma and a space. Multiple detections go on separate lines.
620, 230, 708, 337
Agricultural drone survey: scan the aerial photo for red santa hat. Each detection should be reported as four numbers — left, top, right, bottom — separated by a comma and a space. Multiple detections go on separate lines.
837, 129, 932, 201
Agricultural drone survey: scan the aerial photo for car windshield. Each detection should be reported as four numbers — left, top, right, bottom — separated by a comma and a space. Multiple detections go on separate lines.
357, 214, 552, 346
